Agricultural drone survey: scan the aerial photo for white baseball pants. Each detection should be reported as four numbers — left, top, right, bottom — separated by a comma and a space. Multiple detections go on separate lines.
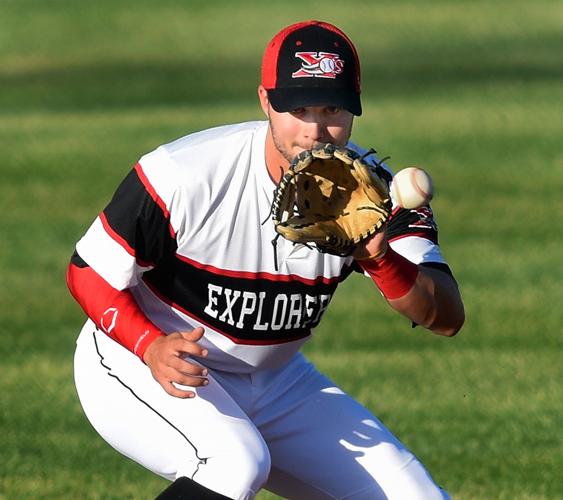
74, 320, 450, 499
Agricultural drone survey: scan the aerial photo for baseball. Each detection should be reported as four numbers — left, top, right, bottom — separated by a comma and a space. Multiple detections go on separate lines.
391, 167, 434, 209
319, 57, 335, 73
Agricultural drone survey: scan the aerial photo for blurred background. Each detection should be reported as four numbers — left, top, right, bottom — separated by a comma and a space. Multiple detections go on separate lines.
1, 0, 562, 498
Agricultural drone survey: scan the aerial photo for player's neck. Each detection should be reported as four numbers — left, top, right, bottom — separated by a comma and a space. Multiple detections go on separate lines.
264, 128, 290, 184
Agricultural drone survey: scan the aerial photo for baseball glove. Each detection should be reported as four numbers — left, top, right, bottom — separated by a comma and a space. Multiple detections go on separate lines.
271, 143, 392, 256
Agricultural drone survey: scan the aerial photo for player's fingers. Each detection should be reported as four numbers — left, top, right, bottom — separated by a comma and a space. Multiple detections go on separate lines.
160, 379, 197, 399
159, 361, 206, 381
174, 330, 208, 358
169, 356, 209, 378
179, 327, 205, 342
151, 367, 195, 398
159, 360, 209, 386
171, 370, 209, 389
177, 341, 208, 359
154, 367, 208, 398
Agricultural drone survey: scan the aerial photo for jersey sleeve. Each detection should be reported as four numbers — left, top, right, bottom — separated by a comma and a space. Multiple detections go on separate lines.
386, 205, 447, 266
75, 161, 178, 290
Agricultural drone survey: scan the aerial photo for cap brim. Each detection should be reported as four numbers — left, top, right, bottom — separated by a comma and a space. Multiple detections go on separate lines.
268, 87, 362, 116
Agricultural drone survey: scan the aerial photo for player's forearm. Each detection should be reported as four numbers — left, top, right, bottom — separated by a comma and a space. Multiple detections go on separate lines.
389, 266, 465, 336
357, 247, 464, 336
66, 260, 165, 359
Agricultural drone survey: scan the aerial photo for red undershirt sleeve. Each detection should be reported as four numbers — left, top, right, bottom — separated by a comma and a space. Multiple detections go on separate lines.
66, 262, 165, 361
357, 247, 419, 300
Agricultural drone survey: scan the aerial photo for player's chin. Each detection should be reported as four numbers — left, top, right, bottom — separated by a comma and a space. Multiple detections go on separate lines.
287, 146, 307, 161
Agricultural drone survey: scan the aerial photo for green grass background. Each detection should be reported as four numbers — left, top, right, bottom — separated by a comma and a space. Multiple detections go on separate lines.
1, 0, 562, 498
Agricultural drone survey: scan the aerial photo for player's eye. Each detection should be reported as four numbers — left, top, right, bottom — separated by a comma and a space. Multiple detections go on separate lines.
290, 107, 307, 116
325, 106, 341, 115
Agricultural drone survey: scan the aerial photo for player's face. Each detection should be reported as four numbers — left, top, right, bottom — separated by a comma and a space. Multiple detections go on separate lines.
258, 86, 354, 166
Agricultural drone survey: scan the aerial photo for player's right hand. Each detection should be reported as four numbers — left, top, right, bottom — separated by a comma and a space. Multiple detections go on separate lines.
353, 225, 388, 261
142, 327, 209, 399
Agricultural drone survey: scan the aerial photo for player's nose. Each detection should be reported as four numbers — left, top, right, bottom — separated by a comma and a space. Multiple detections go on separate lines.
303, 119, 326, 143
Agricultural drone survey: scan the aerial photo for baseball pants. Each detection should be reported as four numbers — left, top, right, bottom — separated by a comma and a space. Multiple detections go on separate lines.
74, 320, 450, 499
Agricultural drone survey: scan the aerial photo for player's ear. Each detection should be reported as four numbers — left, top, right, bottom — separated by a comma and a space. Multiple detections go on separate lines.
257, 85, 270, 116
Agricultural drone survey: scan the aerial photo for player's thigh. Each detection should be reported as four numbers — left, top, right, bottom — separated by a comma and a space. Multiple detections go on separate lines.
259, 358, 447, 499
74, 321, 270, 498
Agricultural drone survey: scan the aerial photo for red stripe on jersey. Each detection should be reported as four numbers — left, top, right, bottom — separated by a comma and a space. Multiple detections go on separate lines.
175, 253, 344, 286
389, 232, 437, 244
134, 163, 176, 239
100, 184, 169, 269
99, 212, 154, 268
100, 212, 136, 257
143, 277, 311, 345
66, 262, 165, 359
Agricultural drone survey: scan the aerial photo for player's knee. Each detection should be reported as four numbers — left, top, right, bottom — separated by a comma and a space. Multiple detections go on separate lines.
382, 457, 449, 500
222, 439, 271, 496
189, 437, 271, 499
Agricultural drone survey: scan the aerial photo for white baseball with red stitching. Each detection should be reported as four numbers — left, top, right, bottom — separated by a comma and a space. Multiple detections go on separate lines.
391, 167, 434, 209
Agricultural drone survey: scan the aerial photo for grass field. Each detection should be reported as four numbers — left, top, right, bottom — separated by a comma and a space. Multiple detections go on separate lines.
1, 1, 562, 498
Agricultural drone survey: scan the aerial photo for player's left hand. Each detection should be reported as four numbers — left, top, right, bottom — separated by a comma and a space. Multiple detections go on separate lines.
271, 143, 392, 257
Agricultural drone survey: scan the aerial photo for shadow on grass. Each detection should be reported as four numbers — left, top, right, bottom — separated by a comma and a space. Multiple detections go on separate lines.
1, 34, 562, 114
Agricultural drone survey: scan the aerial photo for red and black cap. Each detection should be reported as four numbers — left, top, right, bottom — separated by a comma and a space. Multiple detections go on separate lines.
261, 20, 362, 116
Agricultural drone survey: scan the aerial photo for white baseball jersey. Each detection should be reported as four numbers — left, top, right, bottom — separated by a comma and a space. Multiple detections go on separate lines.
75, 120, 446, 373
72, 120, 452, 499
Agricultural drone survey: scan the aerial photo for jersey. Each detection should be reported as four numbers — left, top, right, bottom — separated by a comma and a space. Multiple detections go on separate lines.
74, 121, 447, 373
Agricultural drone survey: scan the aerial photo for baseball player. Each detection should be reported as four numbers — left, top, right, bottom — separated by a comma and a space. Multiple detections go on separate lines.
67, 20, 464, 500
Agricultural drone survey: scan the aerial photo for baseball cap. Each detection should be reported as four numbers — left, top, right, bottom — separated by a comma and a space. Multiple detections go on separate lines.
261, 20, 362, 116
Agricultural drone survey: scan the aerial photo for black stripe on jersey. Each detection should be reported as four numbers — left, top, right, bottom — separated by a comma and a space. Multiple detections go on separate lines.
387, 205, 438, 244
71, 249, 89, 268
102, 168, 177, 266
420, 261, 454, 278
143, 256, 356, 344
